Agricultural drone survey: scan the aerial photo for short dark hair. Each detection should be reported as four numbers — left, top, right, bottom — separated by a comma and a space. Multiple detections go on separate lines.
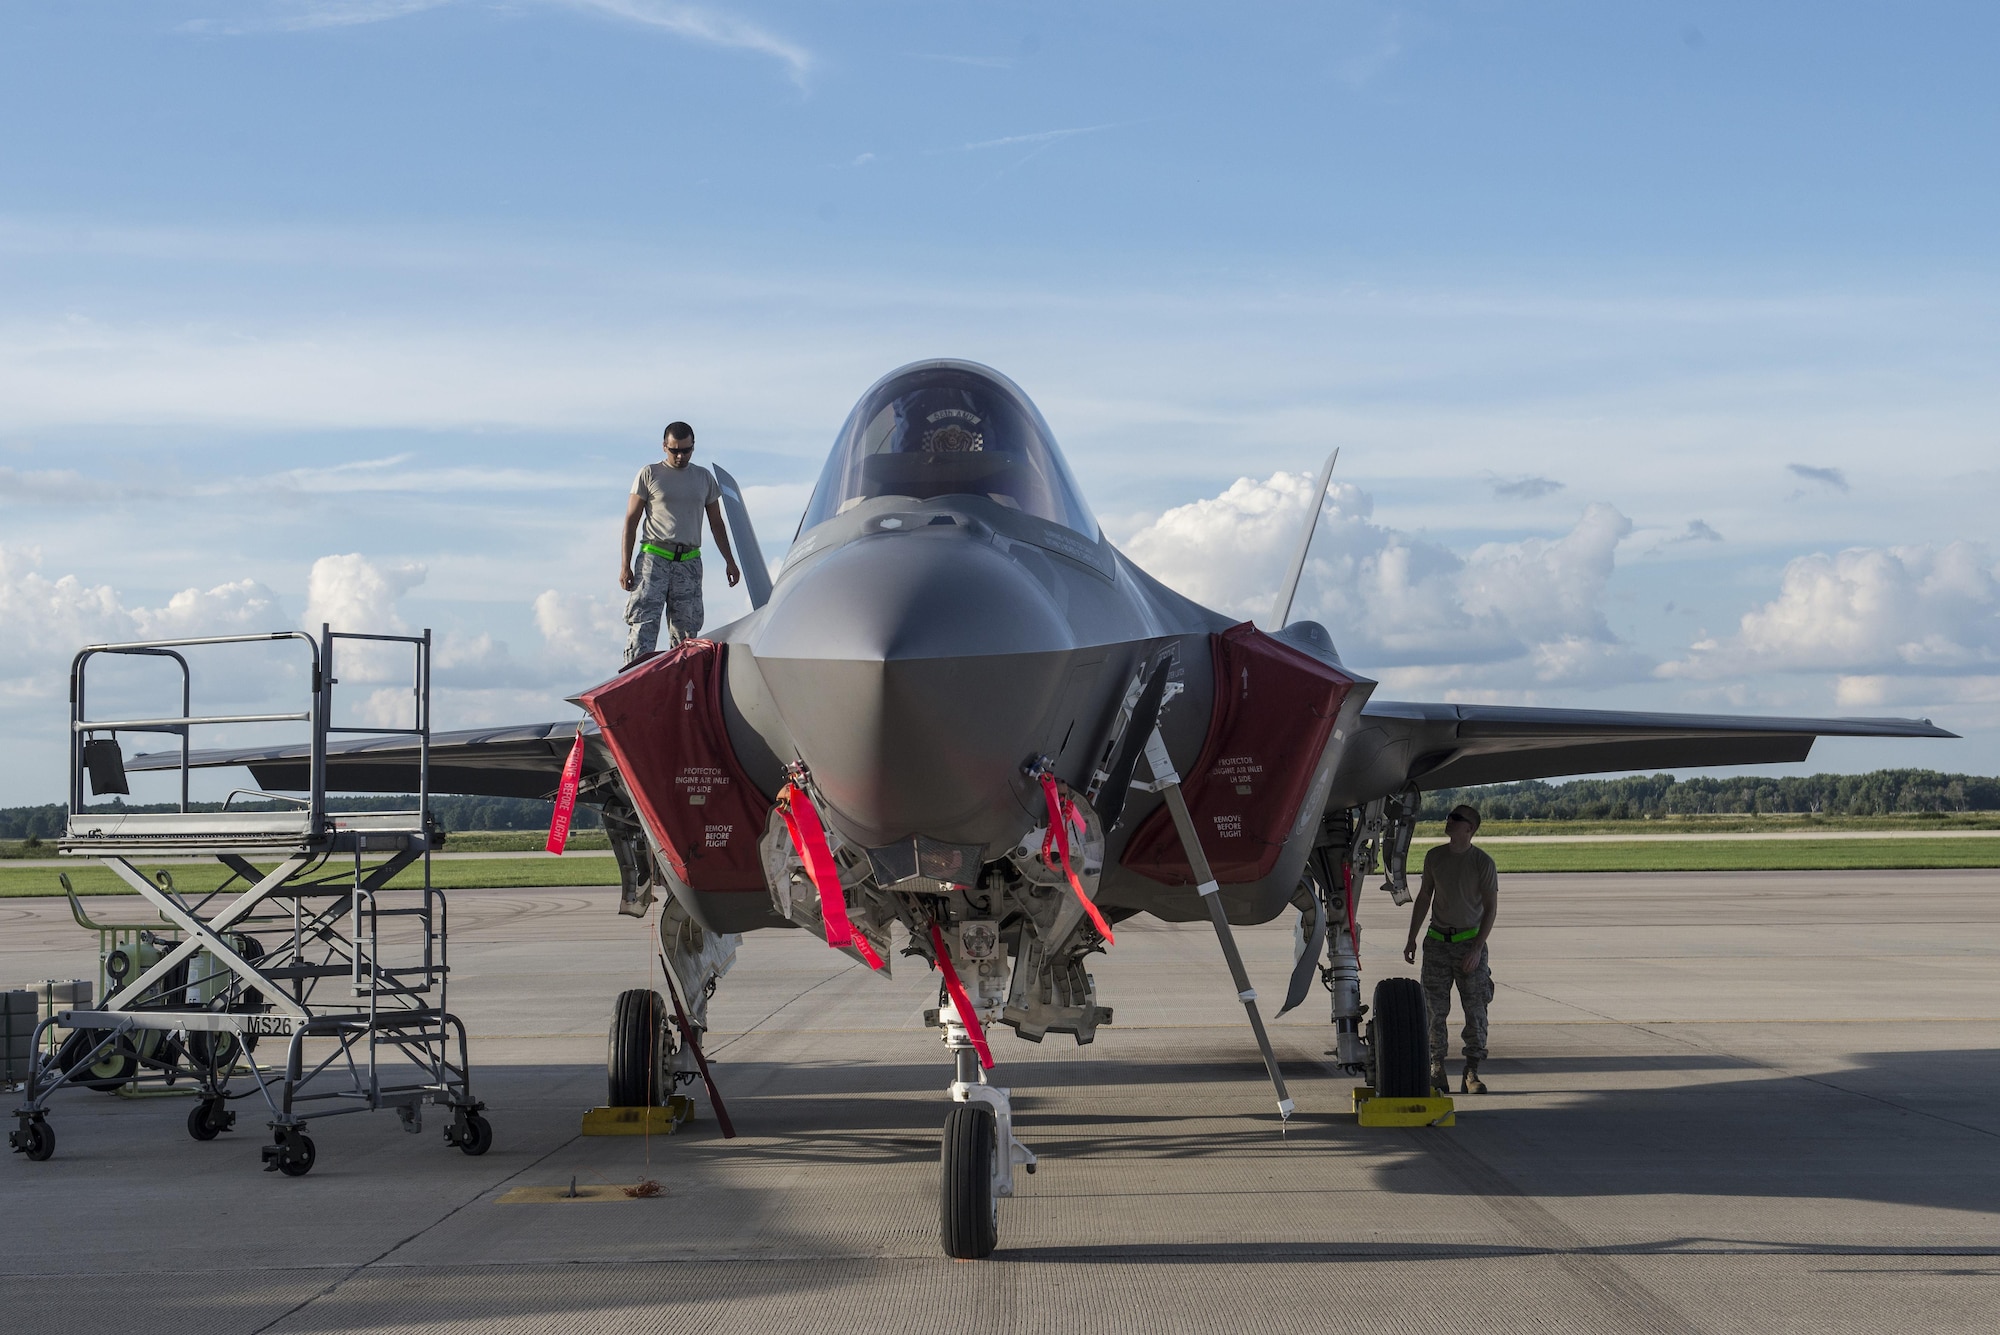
663, 421, 694, 442
1447, 804, 1482, 832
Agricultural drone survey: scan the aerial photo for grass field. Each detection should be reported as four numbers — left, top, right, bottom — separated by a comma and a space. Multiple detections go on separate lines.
1446, 837, 2000, 873
1412, 813, 2000, 839
7, 835, 2000, 897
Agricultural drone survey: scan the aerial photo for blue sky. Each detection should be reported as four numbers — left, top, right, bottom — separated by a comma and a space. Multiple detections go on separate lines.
2, 1, 1996, 805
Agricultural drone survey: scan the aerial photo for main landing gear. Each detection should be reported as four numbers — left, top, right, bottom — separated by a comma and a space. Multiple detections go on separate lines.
1368, 976, 1431, 1099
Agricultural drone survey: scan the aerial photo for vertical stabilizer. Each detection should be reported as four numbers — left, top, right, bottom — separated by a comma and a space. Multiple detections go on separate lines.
713, 465, 774, 609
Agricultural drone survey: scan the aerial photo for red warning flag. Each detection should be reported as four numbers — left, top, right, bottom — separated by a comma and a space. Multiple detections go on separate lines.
545, 731, 586, 854
1038, 772, 1115, 945
778, 782, 884, 971
929, 921, 993, 1070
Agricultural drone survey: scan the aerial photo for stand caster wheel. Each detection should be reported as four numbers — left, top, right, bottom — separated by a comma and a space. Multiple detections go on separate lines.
940, 1103, 998, 1260
262, 1128, 316, 1177
11, 1118, 55, 1161
446, 1111, 493, 1156
187, 1099, 234, 1141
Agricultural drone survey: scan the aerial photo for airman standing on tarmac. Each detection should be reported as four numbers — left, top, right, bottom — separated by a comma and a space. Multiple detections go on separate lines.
1403, 803, 1499, 1095
620, 421, 741, 667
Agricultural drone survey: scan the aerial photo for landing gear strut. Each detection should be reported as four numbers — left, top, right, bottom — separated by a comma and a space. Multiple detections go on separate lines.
937, 944, 1036, 1260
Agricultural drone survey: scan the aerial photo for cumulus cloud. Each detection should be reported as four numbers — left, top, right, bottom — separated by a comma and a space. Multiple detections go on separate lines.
0, 545, 284, 710
534, 588, 625, 667
1663, 541, 2000, 680
303, 553, 425, 638
302, 553, 427, 700
1118, 472, 1645, 688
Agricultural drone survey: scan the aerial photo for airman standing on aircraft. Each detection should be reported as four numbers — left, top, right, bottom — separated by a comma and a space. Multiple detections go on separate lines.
1403, 803, 1499, 1095
620, 421, 740, 667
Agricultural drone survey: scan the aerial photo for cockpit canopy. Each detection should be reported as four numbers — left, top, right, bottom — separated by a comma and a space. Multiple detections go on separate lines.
798, 361, 1099, 540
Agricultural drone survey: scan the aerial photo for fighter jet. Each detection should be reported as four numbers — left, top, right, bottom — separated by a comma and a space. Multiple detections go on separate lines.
140, 359, 1954, 1258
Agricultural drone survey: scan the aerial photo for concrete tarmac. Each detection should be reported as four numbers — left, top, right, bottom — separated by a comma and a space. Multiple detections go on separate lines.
3, 871, 1997, 1334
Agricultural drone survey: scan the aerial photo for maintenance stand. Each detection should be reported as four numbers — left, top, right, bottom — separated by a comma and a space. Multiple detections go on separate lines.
8, 628, 491, 1174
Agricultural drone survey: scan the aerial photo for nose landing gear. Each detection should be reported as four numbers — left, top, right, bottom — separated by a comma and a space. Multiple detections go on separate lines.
936, 955, 1037, 1261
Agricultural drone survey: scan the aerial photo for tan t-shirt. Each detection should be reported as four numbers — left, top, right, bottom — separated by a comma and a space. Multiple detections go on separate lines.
1420, 842, 1497, 933
631, 461, 719, 547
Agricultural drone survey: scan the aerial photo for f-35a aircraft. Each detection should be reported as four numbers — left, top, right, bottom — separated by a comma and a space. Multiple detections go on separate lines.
148, 360, 1952, 1258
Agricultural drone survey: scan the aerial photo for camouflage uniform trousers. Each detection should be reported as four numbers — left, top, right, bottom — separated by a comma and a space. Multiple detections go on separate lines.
623, 553, 704, 666
1421, 935, 1493, 1063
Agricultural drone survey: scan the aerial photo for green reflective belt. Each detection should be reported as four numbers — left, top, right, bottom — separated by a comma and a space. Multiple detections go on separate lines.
1427, 926, 1480, 944
641, 543, 701, 561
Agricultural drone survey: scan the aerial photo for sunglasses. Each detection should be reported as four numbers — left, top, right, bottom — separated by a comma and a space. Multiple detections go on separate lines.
665, 445, 694, 455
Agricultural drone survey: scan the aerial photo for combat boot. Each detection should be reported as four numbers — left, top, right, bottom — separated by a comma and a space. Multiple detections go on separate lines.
1429, 1059, 1448, 1094
1461, 1060, 1487, 1095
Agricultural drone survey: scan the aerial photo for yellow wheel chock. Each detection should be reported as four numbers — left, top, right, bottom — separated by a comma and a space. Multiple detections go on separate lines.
1353, 1086, 1456, 1127
581, 1096, 694, 1136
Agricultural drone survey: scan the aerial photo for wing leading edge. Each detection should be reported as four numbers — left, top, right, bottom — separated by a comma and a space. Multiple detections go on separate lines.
1338, 701, 1956, 799
125, 721, 590, 800
129, 700, 1955, 809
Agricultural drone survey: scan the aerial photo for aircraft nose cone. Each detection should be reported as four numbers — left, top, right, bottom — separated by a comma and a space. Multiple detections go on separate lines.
749, 532, 1079, 850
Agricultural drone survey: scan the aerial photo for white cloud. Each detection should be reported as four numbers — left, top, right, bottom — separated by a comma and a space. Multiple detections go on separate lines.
0, 547, 128, 684
0, 546, 283, 682
303, 553, 425, 637
534, 588, 625, 667
136, 579, 288, 640
1663, 542, 2000, 679
180, 0, 449, 32
949, 124, 1123, 153
303, 553, 426, 686
1834, 674, 2000, 709
1118, 472, 1645, 689
0, 546, 287, 730
187, 2, 813, 84
562, 1, 812, 85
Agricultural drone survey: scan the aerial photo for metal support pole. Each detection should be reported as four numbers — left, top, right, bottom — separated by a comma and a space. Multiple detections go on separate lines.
1141, 729, 1294, 1121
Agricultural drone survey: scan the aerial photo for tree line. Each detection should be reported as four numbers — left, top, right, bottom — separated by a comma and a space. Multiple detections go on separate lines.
1419, 770, 2000, 821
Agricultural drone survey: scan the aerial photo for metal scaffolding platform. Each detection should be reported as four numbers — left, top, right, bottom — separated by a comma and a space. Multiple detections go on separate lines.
8, 627, 491, 1173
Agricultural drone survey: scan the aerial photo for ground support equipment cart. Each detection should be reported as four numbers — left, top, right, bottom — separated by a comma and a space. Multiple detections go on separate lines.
8, 628, 491, 1174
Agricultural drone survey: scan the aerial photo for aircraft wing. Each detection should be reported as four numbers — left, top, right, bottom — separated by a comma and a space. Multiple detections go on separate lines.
125, 721, 591, 799
1349, 701, 1957, 792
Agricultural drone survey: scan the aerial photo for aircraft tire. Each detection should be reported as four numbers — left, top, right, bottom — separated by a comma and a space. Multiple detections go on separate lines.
940, 1102, 999, 1260
1372, 977, 1432, 1099
607, 989, 668, 1108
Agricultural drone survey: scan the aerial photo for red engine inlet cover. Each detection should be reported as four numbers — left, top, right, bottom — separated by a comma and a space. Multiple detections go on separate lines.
578, 640, 772, 894
1121, 623, 1355, 885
